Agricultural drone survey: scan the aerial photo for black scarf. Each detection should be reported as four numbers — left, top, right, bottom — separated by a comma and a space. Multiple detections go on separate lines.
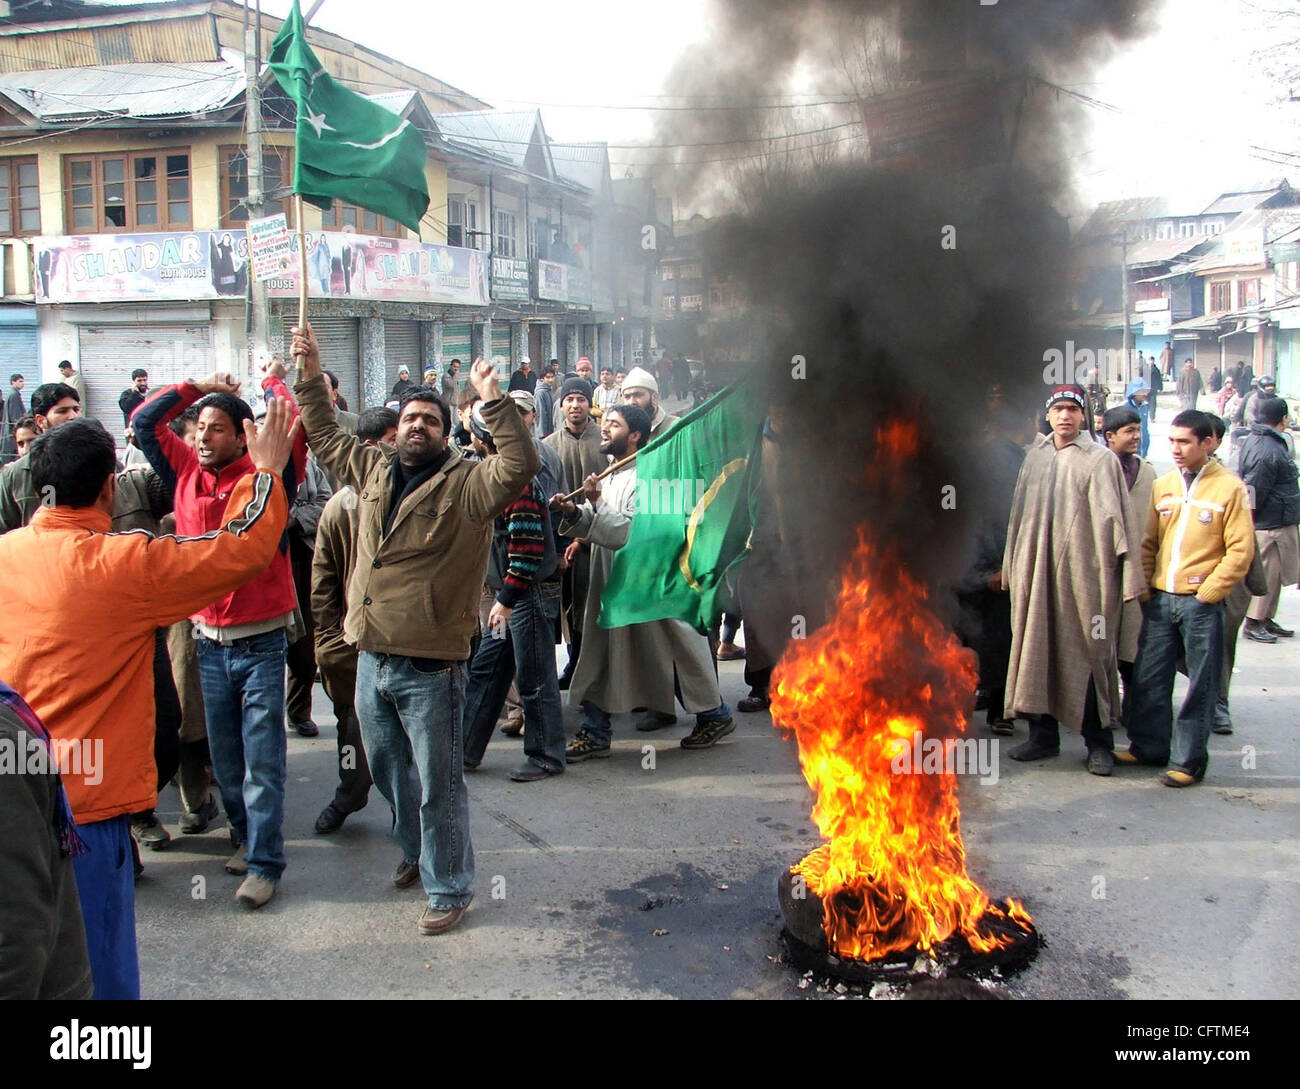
385, 448, 452, 536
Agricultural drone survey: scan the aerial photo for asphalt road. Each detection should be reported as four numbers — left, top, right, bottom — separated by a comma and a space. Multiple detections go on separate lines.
134, 392, 1300, 999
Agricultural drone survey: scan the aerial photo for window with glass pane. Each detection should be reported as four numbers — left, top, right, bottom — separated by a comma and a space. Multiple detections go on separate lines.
220, 146, 292, 225
16, 161, 39, 233
64, 150, 191, 231
321, 200, 401, 237
103, 157, 126, 227
69, 160, 94, 230
166, 154, 189, 224
496, 211, 515, 258
134, 156, 159, 226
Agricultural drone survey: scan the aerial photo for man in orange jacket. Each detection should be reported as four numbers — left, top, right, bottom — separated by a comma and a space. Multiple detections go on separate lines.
0, 403, 296, 999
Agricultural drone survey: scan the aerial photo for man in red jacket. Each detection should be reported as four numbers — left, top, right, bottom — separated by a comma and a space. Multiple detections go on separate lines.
133, 372, 306, 910
0, 408, 294, 997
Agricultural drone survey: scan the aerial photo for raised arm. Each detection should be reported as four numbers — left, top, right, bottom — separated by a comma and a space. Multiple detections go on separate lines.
141, 399, 297, 626
462, 359, 541, 524
291, 323, 381, 491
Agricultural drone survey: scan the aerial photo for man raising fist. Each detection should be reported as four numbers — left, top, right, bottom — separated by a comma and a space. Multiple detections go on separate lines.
291, 324, 539, 936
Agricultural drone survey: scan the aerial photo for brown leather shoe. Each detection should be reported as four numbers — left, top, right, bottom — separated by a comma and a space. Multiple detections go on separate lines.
418, 899, 471, 935
1161, 769, 1199, 788
235, 874, 276, 909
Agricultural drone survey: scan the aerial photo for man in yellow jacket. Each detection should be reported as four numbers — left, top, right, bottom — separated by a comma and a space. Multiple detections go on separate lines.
1121, 410, 1255, 786
0, 403, 296, 998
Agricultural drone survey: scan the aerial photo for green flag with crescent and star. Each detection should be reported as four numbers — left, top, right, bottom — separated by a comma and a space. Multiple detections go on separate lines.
268, 0, 430, 232
597, 386, 766, 634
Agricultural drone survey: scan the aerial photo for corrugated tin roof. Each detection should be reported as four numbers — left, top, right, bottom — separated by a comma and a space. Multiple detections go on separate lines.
431, 109, 541, 170
1201, 179, 1291, 215
0, 49, 245, 121
1077, 196, 1171, 239
365, 90, 417, 115
550, 141, 609, 194
1126, 235, 1210, 267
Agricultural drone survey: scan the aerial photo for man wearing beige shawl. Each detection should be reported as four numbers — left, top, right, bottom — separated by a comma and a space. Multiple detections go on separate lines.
1002, 387, 1147, 776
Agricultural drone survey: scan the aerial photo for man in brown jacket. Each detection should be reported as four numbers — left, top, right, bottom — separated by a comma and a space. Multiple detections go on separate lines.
292, 324, 539, 936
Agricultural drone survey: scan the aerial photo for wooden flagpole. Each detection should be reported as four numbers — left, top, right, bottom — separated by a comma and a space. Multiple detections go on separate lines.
556, 449, 637, 504
294, 194, 309, 345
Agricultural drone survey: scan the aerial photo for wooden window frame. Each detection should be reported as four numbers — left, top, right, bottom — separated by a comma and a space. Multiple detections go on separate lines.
321, 199, 406, 239
1209, 281, 1231, 313
0, 156, 40, 237
219, 144, 296, 227
495, 209, 516, 258
63, 148, 192, 233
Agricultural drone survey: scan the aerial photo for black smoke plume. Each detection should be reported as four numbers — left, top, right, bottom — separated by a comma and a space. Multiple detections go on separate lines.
653, 0, 1159, 602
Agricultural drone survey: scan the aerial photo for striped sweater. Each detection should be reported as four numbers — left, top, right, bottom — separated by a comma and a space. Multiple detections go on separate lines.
488, 480, 554, 607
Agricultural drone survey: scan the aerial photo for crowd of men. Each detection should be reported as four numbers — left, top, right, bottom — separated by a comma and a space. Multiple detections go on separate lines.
963, 379, 1296, 786
0, 335, 740, 999
0, 337, 1294, 1001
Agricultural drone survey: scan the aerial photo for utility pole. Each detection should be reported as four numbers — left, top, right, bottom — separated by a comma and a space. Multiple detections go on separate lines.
244, 0, 269, 368
1119, 229, 1131, 392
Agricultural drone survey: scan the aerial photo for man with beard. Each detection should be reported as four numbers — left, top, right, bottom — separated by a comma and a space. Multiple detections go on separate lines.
552, 404, 733, 758
543, 377, 605, 688
119, 370, 149, 431
620, 366, 679, 440
292, 326, 538, 936
1002, 386, 1146, 776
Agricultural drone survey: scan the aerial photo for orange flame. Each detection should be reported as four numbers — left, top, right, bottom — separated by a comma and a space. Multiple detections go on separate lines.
771, 421, 1032, 962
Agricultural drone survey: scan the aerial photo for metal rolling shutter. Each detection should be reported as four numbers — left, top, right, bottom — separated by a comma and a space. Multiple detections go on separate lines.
308, 317, 361, 411
0, 319, 39, 415
79, 324, 212, 429
383, 319, 421, 394
490, 324, 512, 381
442, 323, 471, 368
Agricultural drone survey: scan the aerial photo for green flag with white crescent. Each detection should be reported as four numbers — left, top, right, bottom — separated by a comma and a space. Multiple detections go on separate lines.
597, 386, 765, 634
268, 0, 430, 232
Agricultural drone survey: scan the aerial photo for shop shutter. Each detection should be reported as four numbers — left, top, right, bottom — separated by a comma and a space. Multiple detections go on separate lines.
442, 323, 471, 367
490, 324, 512, 381
306, 317, 362, 411
79, 324, 212, 431
383, 319, 421, 395
0, 321, 39, 417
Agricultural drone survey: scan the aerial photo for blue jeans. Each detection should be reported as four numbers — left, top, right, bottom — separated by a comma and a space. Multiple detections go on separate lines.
73, 815, 138, 1000
463, 583, 565, 771
1126, 591, 1224, 777
356, 652, 473, 910
580, 693, 732, 744
196, 629, 288, 881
